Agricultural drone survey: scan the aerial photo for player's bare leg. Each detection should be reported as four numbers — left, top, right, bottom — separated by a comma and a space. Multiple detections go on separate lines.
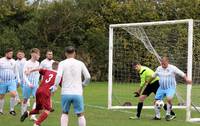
14, 91, 21, 106
50, 96, 54, 112
27, 98, 30, 107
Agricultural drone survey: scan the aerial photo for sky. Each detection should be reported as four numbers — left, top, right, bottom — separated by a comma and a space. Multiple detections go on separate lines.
27, 0, 55, 4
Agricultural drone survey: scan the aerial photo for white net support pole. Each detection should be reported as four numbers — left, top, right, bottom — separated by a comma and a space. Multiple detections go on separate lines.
108, 26, 114, 109
110, 19, 193, 28
186, 20, 193, 122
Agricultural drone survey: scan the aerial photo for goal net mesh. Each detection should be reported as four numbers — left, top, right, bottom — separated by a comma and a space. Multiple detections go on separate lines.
111, 20, 200, 119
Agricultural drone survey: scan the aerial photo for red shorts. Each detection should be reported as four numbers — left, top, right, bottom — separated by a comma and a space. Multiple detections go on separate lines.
35, 89, 51, 111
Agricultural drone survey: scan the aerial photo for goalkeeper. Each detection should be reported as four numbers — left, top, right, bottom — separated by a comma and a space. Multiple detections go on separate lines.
129, 61, 175, 119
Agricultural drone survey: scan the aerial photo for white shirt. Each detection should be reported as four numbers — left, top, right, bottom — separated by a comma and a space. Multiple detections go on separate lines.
56, 58, 91, 95
23, 59, 40, 86
0, 57, 20, 83
153, 64, 185, 89
16, 58, 27, 83
40, 58, 55, 70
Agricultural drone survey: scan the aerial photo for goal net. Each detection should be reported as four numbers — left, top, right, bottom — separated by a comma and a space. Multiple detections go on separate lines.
108, 19, 200, 122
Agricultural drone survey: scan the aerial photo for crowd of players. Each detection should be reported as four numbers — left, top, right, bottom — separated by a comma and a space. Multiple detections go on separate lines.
0, 46, 193, 125
0, 46, 91, 126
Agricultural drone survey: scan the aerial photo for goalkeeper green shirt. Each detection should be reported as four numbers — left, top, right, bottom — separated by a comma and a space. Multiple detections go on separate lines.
139, 66, 159, 88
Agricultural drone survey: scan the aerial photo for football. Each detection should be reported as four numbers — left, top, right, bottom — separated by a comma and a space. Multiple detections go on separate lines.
155, 100, 164, 109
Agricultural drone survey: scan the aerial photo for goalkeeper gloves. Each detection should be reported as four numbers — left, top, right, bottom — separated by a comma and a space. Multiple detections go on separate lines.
133, 92, 140, 97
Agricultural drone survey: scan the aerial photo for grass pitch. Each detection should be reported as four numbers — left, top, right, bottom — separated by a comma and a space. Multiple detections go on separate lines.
1, 82, 200, 126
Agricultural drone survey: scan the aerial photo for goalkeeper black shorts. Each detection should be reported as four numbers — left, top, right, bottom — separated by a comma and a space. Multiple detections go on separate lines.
142, 80, 159, 96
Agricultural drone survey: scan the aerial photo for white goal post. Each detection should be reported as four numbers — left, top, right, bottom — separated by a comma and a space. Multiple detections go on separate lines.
108, 19, 198, 122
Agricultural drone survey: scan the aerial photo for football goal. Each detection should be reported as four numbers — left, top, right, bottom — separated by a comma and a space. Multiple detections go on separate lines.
108, 19, 200, 122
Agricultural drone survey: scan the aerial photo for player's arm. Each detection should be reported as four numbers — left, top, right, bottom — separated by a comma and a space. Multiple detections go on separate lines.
134, 72, 146, 97
23, 63, 32, 87
51, 62, 63, 92
82, 63, 91, 87
146, 68, 158, 85
14, 61, 20, 87
39, 61, 44, 69
173, 66, 192, 84
27, 68, 45, 75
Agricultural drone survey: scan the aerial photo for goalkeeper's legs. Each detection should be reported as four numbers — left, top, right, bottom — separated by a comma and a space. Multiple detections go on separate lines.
136, 95, 147, 118
136, 82, 159, 118
129, 95, 147, 120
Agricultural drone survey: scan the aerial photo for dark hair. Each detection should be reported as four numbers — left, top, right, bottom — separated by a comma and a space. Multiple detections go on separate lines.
46, 49, 53, 54
161, 56, 169, 62
17, 50, 25, 54
30, 48, 40, 54
52, 61, 59, 70
5, 48, 13, 54
132, 61, 140, 67
65, 46, 75, 54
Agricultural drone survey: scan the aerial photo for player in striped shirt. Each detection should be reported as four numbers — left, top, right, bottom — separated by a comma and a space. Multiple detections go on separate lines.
148, 57, 192, 121
40, 49, 55, 70
0, 48, 20, 116
52, 46, 91, 126
15, 50, 27, 105
21, 48, 40, 121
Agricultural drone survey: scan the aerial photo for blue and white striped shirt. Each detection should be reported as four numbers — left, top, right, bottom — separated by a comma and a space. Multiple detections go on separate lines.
40, 58, 55, 70
152, 64, 185, 89
23, 60, 40, 86
16, 58, 27, 84
0, 57, 20, 83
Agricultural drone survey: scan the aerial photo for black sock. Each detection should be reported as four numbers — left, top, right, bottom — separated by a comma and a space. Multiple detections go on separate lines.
163, 103, 175, 115
163, 103, 167, 111
170, 110, 175, 115
136, 102, 143, 118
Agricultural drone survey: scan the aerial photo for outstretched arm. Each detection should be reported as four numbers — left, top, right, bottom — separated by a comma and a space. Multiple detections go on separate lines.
14, 63, 20, 86
26, 68, 41, 75
23, 64, 31, 86
183, 75, 192, 84
173, 65, 192, 84
134, 72, 146, 97
50, 63, 63, 92
82, 63, 91, 87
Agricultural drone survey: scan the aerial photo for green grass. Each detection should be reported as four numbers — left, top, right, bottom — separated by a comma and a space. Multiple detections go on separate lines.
1, 82, 200, 126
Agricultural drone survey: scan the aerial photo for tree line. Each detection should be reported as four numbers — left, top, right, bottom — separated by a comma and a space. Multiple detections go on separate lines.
0, 0, 200, 81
